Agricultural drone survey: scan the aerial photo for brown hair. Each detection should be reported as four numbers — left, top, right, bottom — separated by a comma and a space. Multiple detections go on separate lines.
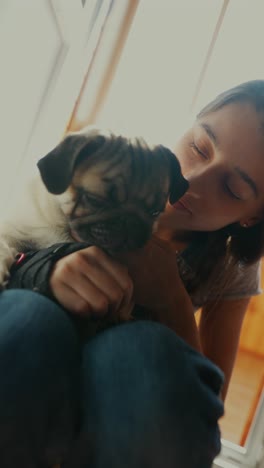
183, 80, 264, 300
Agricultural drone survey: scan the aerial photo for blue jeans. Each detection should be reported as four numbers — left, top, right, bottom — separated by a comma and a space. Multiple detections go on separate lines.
0, 290, 224, 467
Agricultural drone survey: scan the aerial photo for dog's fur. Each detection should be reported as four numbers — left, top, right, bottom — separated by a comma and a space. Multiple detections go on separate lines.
0, 126, 188, 297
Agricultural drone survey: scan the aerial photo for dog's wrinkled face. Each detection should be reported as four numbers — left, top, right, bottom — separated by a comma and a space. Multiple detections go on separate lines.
37, 127, 188, 253
60, 150, 170, 251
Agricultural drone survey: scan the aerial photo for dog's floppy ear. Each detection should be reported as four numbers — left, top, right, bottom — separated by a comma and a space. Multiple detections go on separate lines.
37, 132, 105, 194
165, 149, 189, 204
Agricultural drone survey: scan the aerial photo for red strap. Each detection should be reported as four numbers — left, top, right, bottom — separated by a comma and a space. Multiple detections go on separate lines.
15, 253, 26, 265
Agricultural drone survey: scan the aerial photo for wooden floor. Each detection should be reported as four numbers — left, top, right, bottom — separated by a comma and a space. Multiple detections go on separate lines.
219, 349, 264, 446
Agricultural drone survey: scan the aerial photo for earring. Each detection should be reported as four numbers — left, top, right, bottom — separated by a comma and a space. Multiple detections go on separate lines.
242, 222, 249, 228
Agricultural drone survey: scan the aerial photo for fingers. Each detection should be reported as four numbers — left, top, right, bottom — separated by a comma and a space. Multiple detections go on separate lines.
80, 247, 134, 297
49, 246, 134, 319
70, 248, 134, 315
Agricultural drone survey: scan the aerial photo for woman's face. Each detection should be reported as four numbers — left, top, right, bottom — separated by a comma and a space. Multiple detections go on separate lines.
163, 102, 264, 232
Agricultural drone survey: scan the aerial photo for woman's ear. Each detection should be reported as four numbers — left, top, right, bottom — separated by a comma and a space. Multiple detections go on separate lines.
239, 216, 262, 228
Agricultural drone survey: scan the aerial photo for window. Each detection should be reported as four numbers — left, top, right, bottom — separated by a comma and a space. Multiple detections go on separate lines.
0, 0, 111, 214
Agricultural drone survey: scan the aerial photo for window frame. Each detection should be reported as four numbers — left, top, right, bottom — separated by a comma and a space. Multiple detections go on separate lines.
19, 0, 113, 174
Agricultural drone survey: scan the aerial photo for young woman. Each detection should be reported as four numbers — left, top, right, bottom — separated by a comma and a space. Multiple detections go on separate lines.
1, 80, 264, 467
125, 79, 264, 398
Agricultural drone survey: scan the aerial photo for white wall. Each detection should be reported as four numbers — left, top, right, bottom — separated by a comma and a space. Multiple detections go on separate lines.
95, 0, 264, 151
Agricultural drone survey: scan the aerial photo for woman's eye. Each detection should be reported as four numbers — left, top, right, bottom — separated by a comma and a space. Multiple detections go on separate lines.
189, 141, 208, 159
224, 183, 242, 201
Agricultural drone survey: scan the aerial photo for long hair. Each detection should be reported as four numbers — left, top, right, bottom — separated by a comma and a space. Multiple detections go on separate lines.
182, 80, 264, 300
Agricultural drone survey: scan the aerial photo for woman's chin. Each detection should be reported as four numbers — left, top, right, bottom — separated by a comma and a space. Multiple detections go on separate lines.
157, 209, 190, 230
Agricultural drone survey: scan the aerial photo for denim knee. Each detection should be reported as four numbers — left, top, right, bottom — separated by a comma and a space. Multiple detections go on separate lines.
77, 321, 224, 468
0, 289, 80, 375
0, 290, 81, 466
0, 288, 77, 342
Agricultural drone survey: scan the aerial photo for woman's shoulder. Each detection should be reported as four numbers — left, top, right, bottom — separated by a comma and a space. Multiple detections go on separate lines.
177, 249, 262, 308
222, 258, 262, 299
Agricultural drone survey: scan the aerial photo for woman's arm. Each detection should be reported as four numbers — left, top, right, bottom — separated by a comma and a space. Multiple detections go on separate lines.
120, 237, 202, 352
7, 237, 202, 350
199, 297, 250, 400
7, 243, 134, 319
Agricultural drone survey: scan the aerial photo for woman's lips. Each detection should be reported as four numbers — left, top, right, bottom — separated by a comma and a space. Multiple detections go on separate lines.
171, 199, 193, 214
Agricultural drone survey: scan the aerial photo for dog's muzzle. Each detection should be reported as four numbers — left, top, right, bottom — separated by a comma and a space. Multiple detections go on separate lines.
70, 214, 152, 252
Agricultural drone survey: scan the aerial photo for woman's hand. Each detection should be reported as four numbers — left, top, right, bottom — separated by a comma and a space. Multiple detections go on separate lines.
118, 236, 185, 310
49, 246, 134, 319
118, 236, 202, 351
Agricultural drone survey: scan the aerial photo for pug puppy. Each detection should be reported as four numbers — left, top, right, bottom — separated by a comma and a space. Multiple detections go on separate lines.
0, 126, 188, 299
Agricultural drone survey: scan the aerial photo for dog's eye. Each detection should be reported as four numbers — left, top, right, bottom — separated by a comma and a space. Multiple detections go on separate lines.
81, 192, 102, 208
150, 210, 161, 218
